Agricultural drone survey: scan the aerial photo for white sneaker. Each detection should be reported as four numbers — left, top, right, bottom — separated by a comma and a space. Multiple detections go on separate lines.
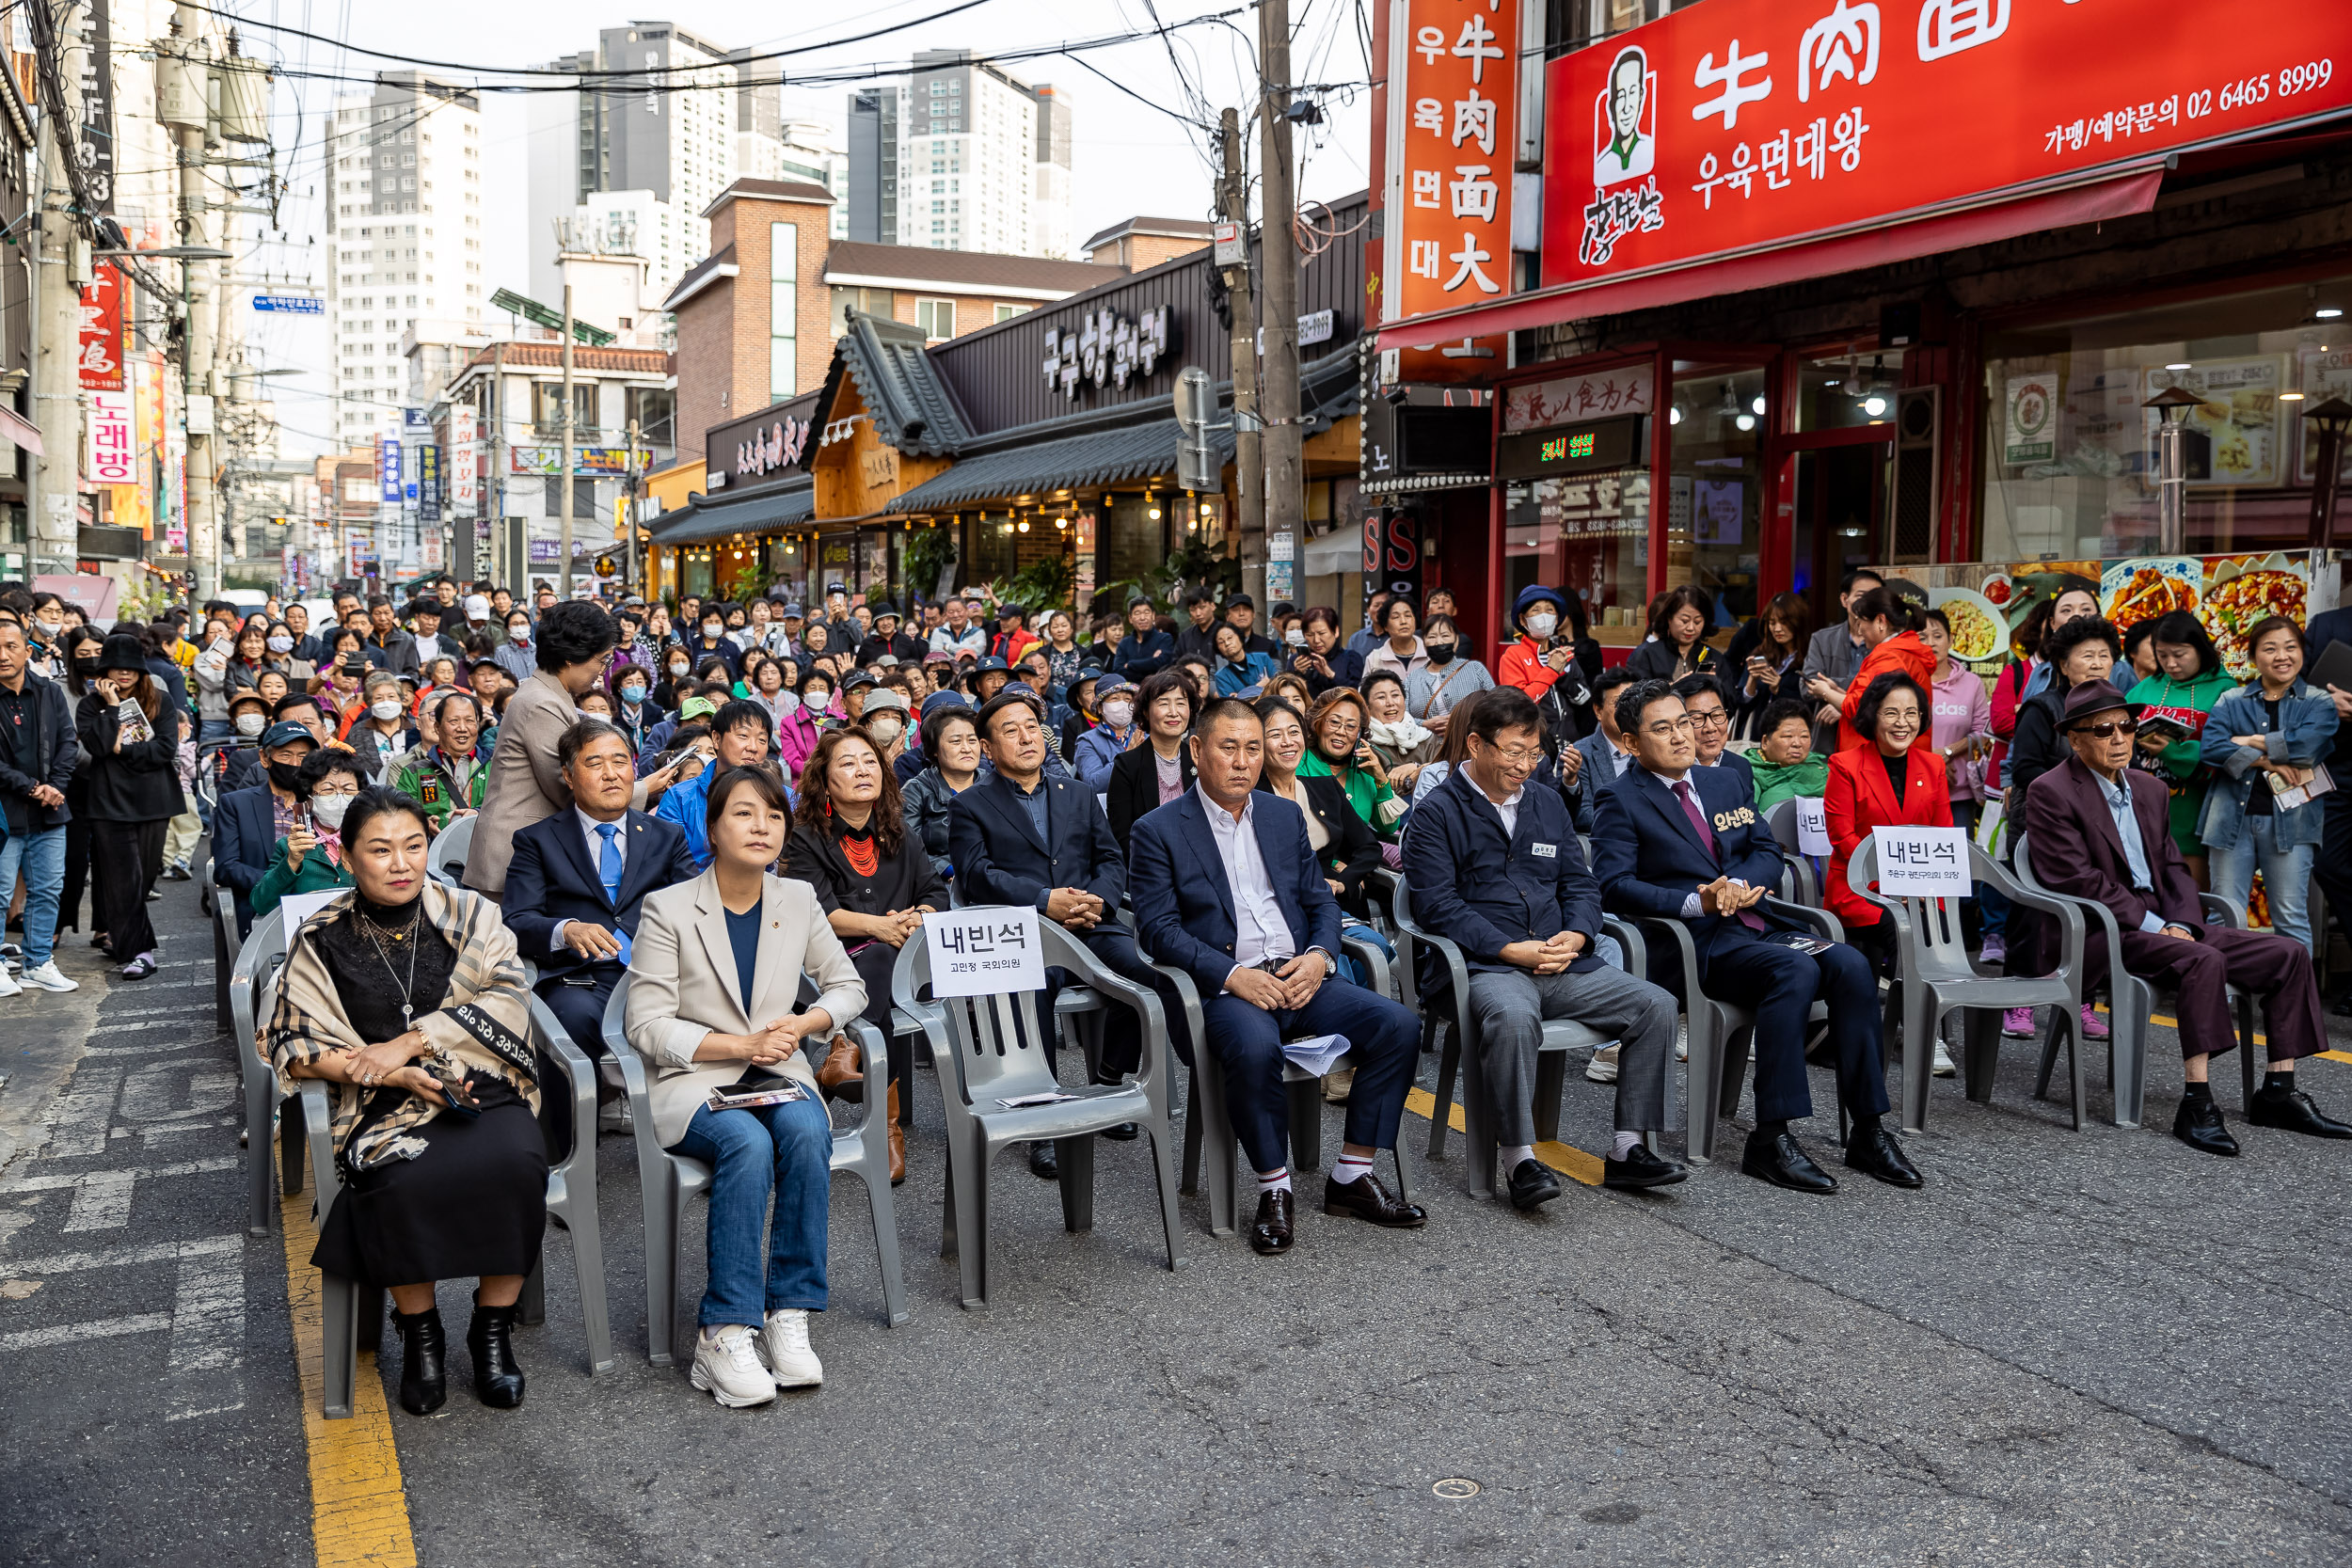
1931, 1039, 1957, 1078
689, 1325, 777, 1407
756, 1307, 823, 1388
1584, 1043, 1620, 1084
18, 961, 77, 993
0, 965, 19, 998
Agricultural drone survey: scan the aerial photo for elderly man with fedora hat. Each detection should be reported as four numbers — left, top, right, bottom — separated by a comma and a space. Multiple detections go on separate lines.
2020, 677, 2351, 1155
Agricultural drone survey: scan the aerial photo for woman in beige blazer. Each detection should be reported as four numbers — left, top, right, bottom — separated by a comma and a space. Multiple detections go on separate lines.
625, 765, 866, 1408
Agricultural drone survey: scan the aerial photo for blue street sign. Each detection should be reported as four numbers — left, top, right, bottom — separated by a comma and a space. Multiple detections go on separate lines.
250, 295, 324, 315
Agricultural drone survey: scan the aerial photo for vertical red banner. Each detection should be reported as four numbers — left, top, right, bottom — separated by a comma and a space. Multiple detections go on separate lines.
77, 262, 124, 391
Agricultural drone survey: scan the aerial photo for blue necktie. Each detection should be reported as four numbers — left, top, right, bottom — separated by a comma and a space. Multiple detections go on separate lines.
596, 822, 623, 906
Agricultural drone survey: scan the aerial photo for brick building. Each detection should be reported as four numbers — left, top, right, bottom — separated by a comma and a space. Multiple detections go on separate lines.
1080, 215, 1215, 272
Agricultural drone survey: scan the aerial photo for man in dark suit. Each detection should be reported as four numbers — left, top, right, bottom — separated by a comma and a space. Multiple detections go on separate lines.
1677, 673, 1755, 800
1405, 687, 1688, 1210
1592, 678, 1920, 1194
949, 690, 1187, 1178
2020, 680, 2349, 1155
1564, 667, 1640, 834
2296, 600, 2352, 1007
1131, 697, 1424, 1253
501, 718, 698, 1073
214, 720, 318, 938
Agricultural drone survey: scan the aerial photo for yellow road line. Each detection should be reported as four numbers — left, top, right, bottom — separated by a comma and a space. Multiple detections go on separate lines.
280, 1182, 416, 1568
2139, 1012, 2352, 1062
1402, 1086, 1604, 1187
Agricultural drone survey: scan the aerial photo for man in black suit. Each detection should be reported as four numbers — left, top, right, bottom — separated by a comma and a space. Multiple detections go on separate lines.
1592, 679, 1918, 1195
948, 690, 1184, 1178
1131, 698, 1423, 1253
501, 718, 699, 1079
1675, 673, 1756, 800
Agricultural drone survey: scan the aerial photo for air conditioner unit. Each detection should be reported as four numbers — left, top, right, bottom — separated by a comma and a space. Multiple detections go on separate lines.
1888, 387, 1941, 563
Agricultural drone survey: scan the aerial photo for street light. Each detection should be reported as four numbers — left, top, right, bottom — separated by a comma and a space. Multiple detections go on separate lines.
94, 245, 233, 261
2144, 385, 2201, 553
2303, 395, 2352, 552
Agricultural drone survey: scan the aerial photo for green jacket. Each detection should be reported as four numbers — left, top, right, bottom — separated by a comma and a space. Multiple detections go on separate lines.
2126, 666, 2233, 851
1298, 749, 1405, 841
390, 747, 488, 835
251, 835, 358, 917
1751, 752, 1830, 811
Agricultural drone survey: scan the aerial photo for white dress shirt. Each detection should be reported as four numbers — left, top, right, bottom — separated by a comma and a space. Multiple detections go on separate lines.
1200, 786, 1294, 974
1486, 782, 1526, 838
1643, 765, 1720, 920
551, 806, 630, 947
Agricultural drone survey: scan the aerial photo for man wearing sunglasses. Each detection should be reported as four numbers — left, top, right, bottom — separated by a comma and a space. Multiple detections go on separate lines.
2020, 679, 2350, 1156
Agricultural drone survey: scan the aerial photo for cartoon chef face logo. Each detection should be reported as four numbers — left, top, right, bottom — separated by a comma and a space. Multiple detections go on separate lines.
1594, 45, 1655, 188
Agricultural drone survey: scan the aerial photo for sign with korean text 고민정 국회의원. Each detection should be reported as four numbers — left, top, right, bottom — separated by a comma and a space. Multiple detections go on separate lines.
1543, 1, 2352, 292
1871, 825, 1971, 899
1381, 0, 1519, 382
923, 907, 1047, 998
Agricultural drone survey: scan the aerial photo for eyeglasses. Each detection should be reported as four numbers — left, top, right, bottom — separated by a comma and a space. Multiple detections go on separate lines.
1643, 716, 1696, 737
1686, 708, 1729, 729
2071, 719, 2138, 738
1475, 742, 1545, 767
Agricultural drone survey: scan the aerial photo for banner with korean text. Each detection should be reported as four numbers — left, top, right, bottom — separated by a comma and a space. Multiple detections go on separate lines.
1544, 1, 2352, 291
1380, 0, 1518, 380
76, 263, 124, 391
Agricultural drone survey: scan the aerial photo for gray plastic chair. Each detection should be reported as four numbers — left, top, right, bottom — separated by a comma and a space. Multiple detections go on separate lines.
1639, 897, 1842, 1165
1158, 931, 1406, 1239
210, 851, 237, 1030
601, 975, 907, 1364
1847, 837, 2085, 1132
1763, 800, 1821, 907
293, 966, 612, 1416
891, 924, 1184, 1309
429, 814, 475, 888
231, 908, 303, 1236
2011, 831, 2256, 1128
1382, 870, 1647, 1197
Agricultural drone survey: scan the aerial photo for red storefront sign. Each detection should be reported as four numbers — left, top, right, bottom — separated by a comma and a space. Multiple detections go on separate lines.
1378, 0, 1519, 382
76, 262, 123, 390
1541, 1, 2352, 293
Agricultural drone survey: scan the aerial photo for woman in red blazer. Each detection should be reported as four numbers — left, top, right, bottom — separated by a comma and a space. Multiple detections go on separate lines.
1838, 587, 1938, 752
1826, 671, 1951, 973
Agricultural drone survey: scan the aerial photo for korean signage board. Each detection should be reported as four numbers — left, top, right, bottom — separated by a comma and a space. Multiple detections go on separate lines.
1381, 0, 1518, 381
509, 446, 632, 476
449, 406, 478, 516
1494, 414, 1646, 482
1503, 364, 1655, 433
923, 907, 1045, 998
1543, 2, 2352, 292
77, 263, 124, 390
85, 390, 135, 484
418, 443, 441, 522
378, 436, 402, 502
72, 1, 113, 212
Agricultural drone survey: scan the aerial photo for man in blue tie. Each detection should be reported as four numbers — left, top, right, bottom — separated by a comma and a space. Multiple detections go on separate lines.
503, 719, 699, 1085
1591, 679, 1920, 1195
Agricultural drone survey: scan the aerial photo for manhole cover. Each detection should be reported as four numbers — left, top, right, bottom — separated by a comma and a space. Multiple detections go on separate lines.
1432, 1478, 1481, 1500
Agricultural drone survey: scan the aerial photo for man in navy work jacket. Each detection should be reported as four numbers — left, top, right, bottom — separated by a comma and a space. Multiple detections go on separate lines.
1591, 678, 1920, 1196
948, 690, 1183, 1180
501, 718, 699, 1085
1403, 686, 1687, 1212
1131, 697, 1425, 1254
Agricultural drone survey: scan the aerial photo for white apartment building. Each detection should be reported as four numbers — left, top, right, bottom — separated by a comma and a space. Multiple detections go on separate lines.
846, 52, 1073, 257
326, 74, 485, 449
779, 120, 850, 241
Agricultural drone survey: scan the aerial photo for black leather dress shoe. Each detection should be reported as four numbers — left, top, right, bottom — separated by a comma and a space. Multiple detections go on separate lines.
1602, 1144, 1688, 1191
1322, 1170, 1426, 1227
2248, 1084, 2352, 1138
1505, 1157, 1562, 1211
1099, 1121, 1138, 1141
2172, 1096, 2240, 1157
466, 1297, 527, 1410
1843, 1124, 1924, 1188
390, 1307, 447, 1417
1741, 1129, 1838, 1194
1249, 1188, 1295, 1254
1027, 1140, 1060, 1180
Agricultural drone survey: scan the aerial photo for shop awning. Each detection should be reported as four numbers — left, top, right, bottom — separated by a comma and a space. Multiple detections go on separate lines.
889, 417, 1236, 513
648, 476, 814, 546
1376, 166, 2166, 350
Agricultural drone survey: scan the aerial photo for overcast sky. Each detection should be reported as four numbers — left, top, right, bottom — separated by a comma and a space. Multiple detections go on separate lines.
231, 0, 1375, 456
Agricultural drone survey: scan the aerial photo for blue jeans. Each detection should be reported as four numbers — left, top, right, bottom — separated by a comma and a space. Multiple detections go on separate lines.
669, 1096, 831, 1329
0, 825, 64, 967
2210, 815, 2316, 956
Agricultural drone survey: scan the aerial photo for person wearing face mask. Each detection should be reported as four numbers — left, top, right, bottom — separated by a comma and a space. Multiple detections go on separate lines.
1498, 585, 1579, 706
26, 594, 68, 681
343, 672, 417, 784
1401, 613, 1494, 737
0, 618, 79, 996
778, 670, 834, 784
78, 635, 184, 979
213, 721, 317, 938
688, 608, 745, 682
1072, 672, 1144, 793
653, 646, 696, 713
211, 689, 276, 798
250, 750, 364, 917
858, 688, 913, 768
392, 690, 490, 837
606, 663, 660, 752
493, 610, 538, 688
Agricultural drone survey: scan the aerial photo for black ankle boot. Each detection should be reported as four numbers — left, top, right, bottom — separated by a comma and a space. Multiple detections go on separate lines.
466, 1295, 526, 1409
389, 1307, 447, 1416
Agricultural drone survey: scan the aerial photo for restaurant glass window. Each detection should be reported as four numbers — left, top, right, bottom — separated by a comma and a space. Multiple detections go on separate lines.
1098, 493, 1164, 595
681, 548, 714, 602
965, 512, 1018, 584
764, 538, 808, 606
1979, 277, 2352, 562
1795, 349, 1906, 432
1499, 359, 1657, 638
1666, 362, 1768, 631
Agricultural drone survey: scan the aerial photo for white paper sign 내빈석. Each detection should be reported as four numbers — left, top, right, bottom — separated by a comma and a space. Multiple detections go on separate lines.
923, 906, 1047, 998
1871, 826, 1972, 899
1793, 797, 1832, 856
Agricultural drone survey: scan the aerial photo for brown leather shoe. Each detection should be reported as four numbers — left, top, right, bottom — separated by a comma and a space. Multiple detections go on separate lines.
1321, 1169, 1426, 1227
886, 1081, 905, 1185
1248, 1189, 1295, 1255
816, 1034, 865, 1102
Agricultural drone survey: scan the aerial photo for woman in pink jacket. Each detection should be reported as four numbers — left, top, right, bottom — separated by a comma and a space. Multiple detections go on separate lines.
776, 667, 834, 784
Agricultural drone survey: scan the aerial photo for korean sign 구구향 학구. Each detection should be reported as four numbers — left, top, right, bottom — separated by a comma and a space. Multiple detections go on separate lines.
923, 907, 1046, 999
1381, 0, 1519, 381
1543, 1, 2352, 292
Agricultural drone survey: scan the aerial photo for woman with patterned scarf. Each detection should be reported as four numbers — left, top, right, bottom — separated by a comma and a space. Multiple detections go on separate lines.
267, 785, 546, 1418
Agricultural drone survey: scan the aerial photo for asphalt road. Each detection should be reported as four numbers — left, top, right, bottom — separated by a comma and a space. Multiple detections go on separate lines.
4, 863, 2351, 1566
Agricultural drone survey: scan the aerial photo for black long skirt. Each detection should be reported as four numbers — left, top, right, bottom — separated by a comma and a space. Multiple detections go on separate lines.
312, 1085, 548, 1289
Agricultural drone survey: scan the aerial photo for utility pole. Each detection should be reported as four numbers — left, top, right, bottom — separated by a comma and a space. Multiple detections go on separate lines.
625, 416, 642, 594
488, 341, 507, 586
1217, 108, 1263, 577
167, 6, 219, 601
27, 0, 83, 578
556, 283, 575, 599
1255, 0, 1304, 610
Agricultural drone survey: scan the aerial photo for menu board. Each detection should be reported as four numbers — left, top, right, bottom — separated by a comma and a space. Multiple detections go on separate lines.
2143, 357, 2285, 489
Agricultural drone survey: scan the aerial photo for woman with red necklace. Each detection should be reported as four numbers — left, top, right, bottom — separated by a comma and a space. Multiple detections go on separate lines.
779, 727, 945, 1183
